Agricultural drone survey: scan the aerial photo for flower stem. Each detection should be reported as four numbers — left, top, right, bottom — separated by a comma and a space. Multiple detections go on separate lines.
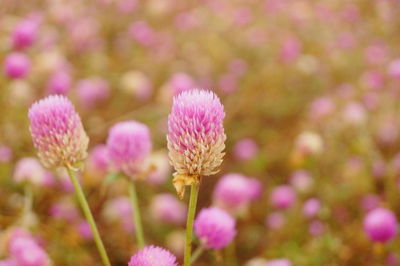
66, 167, 111, 266
190, 245, 204, 264
128, 180, 145, 249
184, 183, 200, 266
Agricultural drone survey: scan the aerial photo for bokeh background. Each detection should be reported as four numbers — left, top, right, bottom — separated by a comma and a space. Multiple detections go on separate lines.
1, 0, 400, 265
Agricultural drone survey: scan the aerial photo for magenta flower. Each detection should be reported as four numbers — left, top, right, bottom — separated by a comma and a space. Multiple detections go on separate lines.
213, 173, 262, 213
194, 207, 236, 250
86, 145, 110, 175
167, 89, 226, 198
13, 157, 46, 185
9, 233, 50, 266
28, 95, 89, 168
11, 19, 39, 50
150, 194, 187, 225
128, 246, 178, 266
364, 208, 397, 243
233, 138, 258, 161
76, 77, 110, 108
302, 198, 321, 218
270, 185, 297, 210
106, 121, 151, 178
46, 70, 72, 95
4, 52, 31, 79
265, 258, 292, 266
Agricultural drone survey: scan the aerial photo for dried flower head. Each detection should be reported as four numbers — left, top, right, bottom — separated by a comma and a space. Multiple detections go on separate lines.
28, 95, 89, 168
167, 89, 226, 198
128, 245, 178, 266
106, 121, 152, 178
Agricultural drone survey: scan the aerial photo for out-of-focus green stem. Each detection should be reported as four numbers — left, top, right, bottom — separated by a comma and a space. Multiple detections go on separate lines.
128, 180, 145, 249
225, 242, 237, 266
190, 245, 204, 264
184, 184, 200, 266
66, 167, 111, 266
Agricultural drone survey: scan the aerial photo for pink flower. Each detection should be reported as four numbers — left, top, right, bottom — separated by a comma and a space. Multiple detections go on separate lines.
13, 157, 46, 185
4, 52, 31, 79
265, 258, 292, 266
303, 198, 321, 218
76, 77, 110, 108
11, 19, 39, 50
28, 95, 89, 168
86, 145, 110, 175
270, 186, 296, 209
106, 121, 152, 178
9, 232, 50, 266
167, 89, 226, 198
150, 194, 187, 225
265, 212, 285, 230
46, 70, 72, 95
213, 173, 262, 212
233, 138, 258, 161
194, 207, 236, 250
103, 196, 134, 232
364, 208, 397, 243
128, 246, 178, 266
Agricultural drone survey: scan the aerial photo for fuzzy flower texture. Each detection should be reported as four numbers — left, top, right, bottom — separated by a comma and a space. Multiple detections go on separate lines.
128, 246, 178, 266
167, 89, 226, 198
28, 95, 89, 168
107, 121, 151, 178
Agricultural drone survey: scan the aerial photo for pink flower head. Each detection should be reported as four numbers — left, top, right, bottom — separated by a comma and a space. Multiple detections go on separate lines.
0, 259, 17, 266
150, 194, 187, 225
76, 77, 110, 108
233, 138, 258, 161
194, 207, 236, 250
128, 245, 178, 266
9, 233, 49, 266
167, 72, 196, 96
13, 157, 46, 185
309, 97, 334, 120
46, 70, 72, 95
28, 95, 89, 168
213, 173, 262, 211
103, 196, 134, 232
106, 121, 151, 178
303, 198, 321, 218
309, 220, 325, 236
77, 220, 93, 240
167, 89, 226, 198
270, 185, 296, 209
4, 52, 31, 79
86, 145, 109, 175
0, 145, 13, 163
279, 37, 302, 63
388, 59, 400, 79
290, 170, 313, 192
265, 212, 285, 230
364, 208, 397, 243
265, 258, 292, 266
129, 21, 156, 46
11, 18, 39, 50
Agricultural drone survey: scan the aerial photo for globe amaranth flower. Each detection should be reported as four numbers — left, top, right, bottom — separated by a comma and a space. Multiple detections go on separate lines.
28, 95, 89, 168
364, 208, 397, 243
106, 121, 152, 178
150, 193, 187, 225
213, 173, 262, 213
13, 157, 46, 185
270, 185, 297, 210
9, 230, 50, 266
128, 245, 178, 266
194, 207, 236, 250
167, 89, 226, 198
4, 52, 31, 79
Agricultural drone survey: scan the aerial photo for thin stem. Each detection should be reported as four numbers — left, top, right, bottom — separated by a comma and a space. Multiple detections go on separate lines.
184, 184, 200, 266
66, 167, 111, 266
225, 242, 237, 266
128, 180, 145, 249
190, 245, 204, 264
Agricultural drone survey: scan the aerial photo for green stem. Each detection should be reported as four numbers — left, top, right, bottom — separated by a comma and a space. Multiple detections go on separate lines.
225, 242, 237, 266
190, 245, 204, 264
128, 180, 145, 249
66, 167, 111, 266
184, 184, 200, 266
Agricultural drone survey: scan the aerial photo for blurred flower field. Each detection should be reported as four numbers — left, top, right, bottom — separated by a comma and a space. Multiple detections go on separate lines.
1, 0, 400, 265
